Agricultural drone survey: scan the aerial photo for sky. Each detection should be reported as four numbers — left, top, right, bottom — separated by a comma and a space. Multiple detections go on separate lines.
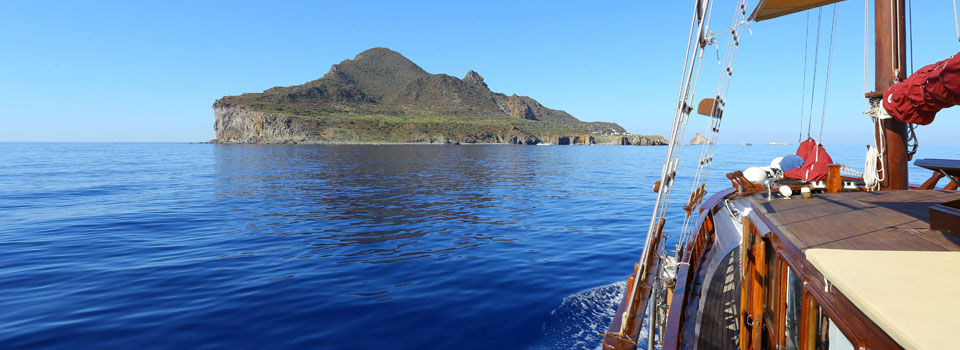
1, 0, 958, 145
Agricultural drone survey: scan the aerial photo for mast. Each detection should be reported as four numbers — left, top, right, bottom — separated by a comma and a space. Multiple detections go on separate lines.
873, 0, 909, 190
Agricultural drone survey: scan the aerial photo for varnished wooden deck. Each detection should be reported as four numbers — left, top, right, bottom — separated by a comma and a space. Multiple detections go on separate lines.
751, 190, 960, 252
696, 248, 740, 350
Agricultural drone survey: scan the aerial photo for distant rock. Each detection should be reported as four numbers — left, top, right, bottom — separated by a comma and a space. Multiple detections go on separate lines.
592, 134, 668, 146
690, 133, 710, 145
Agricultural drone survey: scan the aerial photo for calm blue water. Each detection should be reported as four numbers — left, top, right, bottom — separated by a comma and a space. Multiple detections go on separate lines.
1, 143, 955, 350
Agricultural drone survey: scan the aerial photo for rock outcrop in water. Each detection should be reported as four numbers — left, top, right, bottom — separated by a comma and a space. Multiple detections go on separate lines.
213, 47, 665, 145
689, 133, 710, 145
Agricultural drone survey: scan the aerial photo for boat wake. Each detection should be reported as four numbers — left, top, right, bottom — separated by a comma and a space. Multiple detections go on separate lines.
531, 281, 650, 350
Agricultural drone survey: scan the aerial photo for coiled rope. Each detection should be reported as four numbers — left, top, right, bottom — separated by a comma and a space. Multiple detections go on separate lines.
864, 144, 881, 190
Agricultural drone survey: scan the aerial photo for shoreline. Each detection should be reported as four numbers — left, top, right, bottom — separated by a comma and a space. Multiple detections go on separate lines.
203, 140, 668, 146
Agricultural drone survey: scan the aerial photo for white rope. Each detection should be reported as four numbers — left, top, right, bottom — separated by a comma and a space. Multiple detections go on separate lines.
867, 99, 888, 191
864, 143, 881, 190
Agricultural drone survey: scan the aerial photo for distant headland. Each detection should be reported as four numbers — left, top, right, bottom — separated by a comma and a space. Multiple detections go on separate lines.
212, 48, 665, 145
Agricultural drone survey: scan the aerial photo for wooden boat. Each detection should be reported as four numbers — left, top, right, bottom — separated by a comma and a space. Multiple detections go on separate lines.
602, 1, 960, 349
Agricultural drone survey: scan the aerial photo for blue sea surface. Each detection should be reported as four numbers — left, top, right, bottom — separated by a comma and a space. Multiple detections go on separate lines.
1, 143, 955, 349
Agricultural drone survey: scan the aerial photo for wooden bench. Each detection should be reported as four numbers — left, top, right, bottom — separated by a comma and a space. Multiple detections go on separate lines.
914, 158, 960, 190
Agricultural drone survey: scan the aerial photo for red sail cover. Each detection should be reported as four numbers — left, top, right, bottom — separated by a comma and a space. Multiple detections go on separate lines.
784, 139, 834, 182
882, 52, 960, 125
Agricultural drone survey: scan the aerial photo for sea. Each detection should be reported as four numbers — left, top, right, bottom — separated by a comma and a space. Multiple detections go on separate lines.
1, 142, 956, 350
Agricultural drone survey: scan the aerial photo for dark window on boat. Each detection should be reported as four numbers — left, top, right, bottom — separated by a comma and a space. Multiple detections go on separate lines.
806, 297, 856, 350
784, 266, 802, 350
764, 240, 777, 314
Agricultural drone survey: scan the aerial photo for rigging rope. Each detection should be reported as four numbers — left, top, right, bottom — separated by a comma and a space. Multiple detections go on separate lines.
678, 0, 748, 261
906, 0, 919, 160
863, 0, 870, 111
630, 1, 750, 347
800, 10, 811, 142
954, 0, 960, 42
818, 5, 839, 143
908, 0, 914, 74
620, 0, 716, 341
807, 8, 823, 138
670, 0, 749, 346
891, 0, 902, 81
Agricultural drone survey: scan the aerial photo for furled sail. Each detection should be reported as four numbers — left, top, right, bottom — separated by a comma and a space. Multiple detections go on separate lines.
783, 139, 834, 181
749, 0, 845, 21
882, 52, 960, 125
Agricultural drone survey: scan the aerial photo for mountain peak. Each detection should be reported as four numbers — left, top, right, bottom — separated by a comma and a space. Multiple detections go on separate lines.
463, 70, 487, 88
322, 47, 427, 102
353, 47, 406, 61
349, 47, 423, 74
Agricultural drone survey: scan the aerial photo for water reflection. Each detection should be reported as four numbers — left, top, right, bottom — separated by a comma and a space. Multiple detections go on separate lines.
213, 145, 541, 264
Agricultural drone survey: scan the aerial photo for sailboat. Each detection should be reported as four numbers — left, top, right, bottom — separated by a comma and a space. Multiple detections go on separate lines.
603, 1, 960, 349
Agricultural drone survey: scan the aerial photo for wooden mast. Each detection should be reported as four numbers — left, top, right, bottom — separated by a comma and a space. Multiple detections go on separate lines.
874, 0, 909, 190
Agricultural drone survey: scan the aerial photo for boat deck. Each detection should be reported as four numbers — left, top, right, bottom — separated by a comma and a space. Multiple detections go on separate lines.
696, 248, 740, 350
751, 190, 960, 252
748, 189, 960, 349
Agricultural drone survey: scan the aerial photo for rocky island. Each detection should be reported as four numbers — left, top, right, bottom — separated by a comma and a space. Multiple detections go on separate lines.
213, 48, 665, 145
689, 133, 710, 145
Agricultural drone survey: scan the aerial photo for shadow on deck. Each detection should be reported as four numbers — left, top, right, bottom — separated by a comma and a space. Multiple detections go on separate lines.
696, 248, 740, 350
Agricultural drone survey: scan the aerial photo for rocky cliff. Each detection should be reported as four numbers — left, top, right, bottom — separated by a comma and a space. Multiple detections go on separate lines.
213, 48, 664, 145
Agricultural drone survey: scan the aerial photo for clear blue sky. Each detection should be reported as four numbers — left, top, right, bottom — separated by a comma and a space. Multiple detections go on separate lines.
1, 0, 958, 145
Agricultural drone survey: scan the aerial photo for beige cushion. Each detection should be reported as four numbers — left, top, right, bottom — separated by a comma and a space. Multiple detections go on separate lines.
805, 249, 960, 350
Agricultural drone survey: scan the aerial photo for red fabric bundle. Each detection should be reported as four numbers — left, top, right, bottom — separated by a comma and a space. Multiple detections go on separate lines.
784, 139, 834, 182
882, 52, 960, 125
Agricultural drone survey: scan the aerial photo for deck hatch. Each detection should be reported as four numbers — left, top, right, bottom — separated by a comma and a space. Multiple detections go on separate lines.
806, 249, 960, 349
929, 198, 960, 237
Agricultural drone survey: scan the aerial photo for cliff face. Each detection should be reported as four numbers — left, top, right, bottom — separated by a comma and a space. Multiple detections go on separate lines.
213, 47, 664, 145
214, 102, 313, 143
214, 101, 550, 144
213, 103, 669, 146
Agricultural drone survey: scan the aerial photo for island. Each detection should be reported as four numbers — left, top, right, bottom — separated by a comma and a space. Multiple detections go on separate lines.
213, 48, 666, 145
